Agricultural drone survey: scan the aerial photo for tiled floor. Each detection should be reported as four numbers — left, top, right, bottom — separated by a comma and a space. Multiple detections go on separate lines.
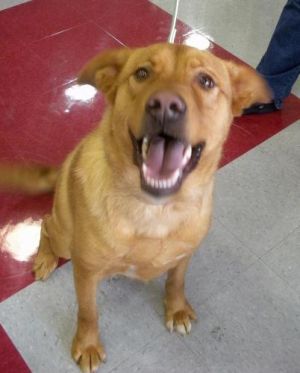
0, 1, 299, 372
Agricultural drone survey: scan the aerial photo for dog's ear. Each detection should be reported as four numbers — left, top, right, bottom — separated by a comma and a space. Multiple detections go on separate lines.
78, 48, 131, 102
225, 61, 272, 117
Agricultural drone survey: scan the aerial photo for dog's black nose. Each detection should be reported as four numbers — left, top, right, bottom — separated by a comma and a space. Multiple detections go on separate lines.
146, 91, 186, 123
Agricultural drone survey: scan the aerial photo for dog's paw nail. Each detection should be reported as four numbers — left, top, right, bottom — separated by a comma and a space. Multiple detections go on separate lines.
166, 320, 174, 333
186, 321, 192, 334
176, 323, 187, 335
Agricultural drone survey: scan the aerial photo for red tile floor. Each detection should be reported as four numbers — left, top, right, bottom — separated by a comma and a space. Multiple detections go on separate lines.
0, 0, 299, 372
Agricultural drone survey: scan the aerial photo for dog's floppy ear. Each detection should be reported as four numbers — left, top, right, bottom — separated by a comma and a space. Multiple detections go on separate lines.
225, 61, 272, 117
78, 48, 131, 102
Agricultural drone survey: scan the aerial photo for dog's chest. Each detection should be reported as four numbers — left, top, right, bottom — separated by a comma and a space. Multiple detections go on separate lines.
103, 203, 205, 280
108, 197, 198, 239
112, 236, 194, 281
122, 239, 195, 280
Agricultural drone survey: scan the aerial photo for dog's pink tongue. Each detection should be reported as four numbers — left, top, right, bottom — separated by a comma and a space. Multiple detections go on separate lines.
145, 136, 185, 177
145, 136, 165, 174
163, 140, 185, 173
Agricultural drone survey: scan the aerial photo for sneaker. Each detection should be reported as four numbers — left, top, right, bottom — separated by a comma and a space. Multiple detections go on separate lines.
243, 102, 279, 115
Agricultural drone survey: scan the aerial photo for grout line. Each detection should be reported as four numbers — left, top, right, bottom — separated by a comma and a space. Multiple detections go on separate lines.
259, 223, 300, 260
257, 257, 300, 302
106, 330, 166, 373
174, 333, 212, 373
214, 217, 261, 259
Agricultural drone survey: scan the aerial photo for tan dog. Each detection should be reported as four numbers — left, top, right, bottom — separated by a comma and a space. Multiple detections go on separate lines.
0, 43, 270, 372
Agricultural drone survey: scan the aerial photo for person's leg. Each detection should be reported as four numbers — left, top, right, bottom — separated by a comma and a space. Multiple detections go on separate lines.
244, 0, 300, 114
257, 0, 300, 108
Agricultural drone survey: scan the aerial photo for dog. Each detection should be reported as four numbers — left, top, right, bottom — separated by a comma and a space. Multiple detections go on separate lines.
0, 43, 270, 372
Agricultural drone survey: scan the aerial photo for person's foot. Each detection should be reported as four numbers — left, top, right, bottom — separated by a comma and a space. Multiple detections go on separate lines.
243, 102, 279, 115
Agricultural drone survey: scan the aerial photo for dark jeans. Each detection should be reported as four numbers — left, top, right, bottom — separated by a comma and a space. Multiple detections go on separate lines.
257, 0, 300, 108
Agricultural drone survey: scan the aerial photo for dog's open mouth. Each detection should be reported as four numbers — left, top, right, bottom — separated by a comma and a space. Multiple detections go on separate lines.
131, 132, 204, 197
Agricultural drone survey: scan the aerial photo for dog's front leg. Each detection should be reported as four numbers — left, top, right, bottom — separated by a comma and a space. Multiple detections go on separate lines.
72, 263, 106, 372
164, 257, 197, 335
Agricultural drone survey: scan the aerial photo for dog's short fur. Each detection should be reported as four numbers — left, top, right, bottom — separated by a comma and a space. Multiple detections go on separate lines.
0, 43, 270, 372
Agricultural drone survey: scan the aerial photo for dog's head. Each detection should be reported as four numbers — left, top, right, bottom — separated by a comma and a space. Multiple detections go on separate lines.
79, 43, 270, 199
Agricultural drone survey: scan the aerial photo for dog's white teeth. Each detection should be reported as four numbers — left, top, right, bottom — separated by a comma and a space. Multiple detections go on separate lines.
150, 178, 155, 188
166, 179, 173, 188
142, 163, 182, 190
142, 163, 148, 176
172, 169, 181, 185
142, 137, 148, 160
182, 145, 192, 168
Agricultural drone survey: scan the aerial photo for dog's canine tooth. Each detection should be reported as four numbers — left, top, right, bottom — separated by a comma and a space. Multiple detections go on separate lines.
171, 169, 181, 185
182, 145, 192, 167
145, 174, 152, 187
142, 137, 148, 160
142, 163, 148, 178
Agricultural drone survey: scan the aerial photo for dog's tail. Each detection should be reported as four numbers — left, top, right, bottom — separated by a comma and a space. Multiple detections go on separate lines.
0, 164, 58, 194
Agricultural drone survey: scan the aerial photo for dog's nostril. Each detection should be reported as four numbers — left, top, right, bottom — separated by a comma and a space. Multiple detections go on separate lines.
147, 99, 161, 111
170, 102, 183, 114
170, 103, 178, 112
167, 99, 186, 120
146, 92, 186, 122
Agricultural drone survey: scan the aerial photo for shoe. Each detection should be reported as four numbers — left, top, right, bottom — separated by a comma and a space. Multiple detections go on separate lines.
243, 102, 279, 115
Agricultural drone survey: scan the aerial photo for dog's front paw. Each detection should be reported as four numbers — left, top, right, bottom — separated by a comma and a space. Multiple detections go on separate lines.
165, 302, 197, 335
72, 337, 106, 373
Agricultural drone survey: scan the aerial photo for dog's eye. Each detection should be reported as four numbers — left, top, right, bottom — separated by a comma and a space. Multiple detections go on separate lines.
197, 73, 215, 90
134, 67, 150, 81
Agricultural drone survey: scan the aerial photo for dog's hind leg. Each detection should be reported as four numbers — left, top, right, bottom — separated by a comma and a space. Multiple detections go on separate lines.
33, 215, 71, 280
164, 256, 197, 335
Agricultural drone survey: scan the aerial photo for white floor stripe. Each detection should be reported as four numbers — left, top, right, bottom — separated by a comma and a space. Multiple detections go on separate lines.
0, 0, 31, 11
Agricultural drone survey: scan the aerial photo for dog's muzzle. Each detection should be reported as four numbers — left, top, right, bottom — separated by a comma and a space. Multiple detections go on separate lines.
131, 91, 205, 197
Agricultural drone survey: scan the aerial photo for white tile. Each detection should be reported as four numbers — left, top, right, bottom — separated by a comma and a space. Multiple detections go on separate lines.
151, 0, 285, 65
293, 78, 300, 98
258, 120, 300, 175
110, 332, 203, 373
183, 261, 300, 373
186, 219, 257, 306
262, 225, 300, 296
0, 0, 30, 11
214, 144, 300, 256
